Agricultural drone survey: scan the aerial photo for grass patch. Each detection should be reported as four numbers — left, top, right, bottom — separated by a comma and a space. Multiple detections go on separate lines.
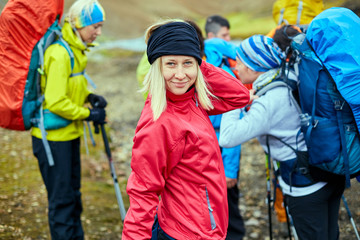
227, 12, 277, 39
0, 128, 127, 239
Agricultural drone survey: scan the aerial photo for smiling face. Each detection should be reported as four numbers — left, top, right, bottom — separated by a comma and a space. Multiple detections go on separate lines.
161, 55, 198, 95
77, 21, 104, 43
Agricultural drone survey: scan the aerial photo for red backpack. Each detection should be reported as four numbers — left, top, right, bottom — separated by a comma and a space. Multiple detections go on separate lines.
0, 0, 64, 131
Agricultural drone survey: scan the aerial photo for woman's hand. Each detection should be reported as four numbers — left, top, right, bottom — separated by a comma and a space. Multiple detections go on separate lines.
226, 177, 238, 188
249, 89, 259, 102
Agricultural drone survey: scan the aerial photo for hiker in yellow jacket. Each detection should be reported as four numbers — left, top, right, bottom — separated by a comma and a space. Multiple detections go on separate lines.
31, 0, 106, 239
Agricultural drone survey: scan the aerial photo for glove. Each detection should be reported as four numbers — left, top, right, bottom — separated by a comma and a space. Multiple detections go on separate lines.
85, 108, 106, 123
88, 93, 107, 108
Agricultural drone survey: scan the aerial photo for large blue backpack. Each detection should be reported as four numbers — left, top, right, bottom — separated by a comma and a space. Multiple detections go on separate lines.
290, 7, 360, 187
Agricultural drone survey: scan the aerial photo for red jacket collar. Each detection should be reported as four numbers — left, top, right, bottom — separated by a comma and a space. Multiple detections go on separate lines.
166, 87, 195, 103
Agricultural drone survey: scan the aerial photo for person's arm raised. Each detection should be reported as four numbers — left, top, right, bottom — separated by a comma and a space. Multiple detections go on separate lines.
200, 61, 250, 115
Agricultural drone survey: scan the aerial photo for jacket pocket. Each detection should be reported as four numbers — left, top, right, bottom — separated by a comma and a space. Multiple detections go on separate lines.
205, 186, 216, 230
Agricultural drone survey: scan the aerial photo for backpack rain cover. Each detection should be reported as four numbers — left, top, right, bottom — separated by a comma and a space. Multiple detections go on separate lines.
307, 7, 360, 132
0, 0, 64, 130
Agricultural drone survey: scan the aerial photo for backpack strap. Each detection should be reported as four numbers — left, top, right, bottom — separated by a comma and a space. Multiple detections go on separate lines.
37, 19, 62, 76
278, 8, 286, 25
256, 80, 289, 97
54, 38, 75, 72
53, 39, 97, 89
255, 74, 302, 114
35, 20, 63, 167
38, 104, 55, 166
266, 135, 315, 189
335, 101, 351, 187
296, 0, 303, 26
277, 0, 303, 26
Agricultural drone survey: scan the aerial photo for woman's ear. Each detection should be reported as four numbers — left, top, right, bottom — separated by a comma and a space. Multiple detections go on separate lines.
207, 32, 215, 39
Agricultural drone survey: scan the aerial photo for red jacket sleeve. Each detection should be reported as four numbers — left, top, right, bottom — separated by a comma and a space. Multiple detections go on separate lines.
200, 61, 250, 115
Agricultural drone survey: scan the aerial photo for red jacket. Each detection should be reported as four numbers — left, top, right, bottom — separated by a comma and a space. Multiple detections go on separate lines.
122, 61, 249, 240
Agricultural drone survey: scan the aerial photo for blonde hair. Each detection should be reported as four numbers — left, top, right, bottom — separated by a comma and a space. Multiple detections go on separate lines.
67, 0, 103, 28
141, 19, 215, 121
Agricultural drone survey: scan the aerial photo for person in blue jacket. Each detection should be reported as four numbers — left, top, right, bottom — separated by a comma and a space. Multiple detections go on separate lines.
204, 15, 246, 240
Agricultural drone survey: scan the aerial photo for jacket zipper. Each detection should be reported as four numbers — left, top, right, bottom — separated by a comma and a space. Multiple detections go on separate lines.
194, 91, 199, 107
205, 186, 216, 230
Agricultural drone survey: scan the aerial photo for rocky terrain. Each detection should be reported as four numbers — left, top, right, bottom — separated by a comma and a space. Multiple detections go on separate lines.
1, 0, 360, 239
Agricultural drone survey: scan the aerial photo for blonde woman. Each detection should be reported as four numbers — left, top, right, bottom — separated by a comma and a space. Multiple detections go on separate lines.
122, 20, 250, 240
31, 0, 106, 239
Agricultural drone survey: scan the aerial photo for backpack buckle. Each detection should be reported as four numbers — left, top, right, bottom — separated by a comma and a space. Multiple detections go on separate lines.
313, 119, 319, 128
37, 67, 44, 75
345, 124, 356, 132
298, 167, 309, 175
334, 100, 345, 111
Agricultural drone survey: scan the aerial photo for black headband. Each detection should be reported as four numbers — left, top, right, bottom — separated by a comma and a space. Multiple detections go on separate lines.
147, 21, 202, 65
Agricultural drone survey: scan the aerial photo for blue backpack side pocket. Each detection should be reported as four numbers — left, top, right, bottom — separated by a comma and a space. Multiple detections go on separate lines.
42, 109, 72, 130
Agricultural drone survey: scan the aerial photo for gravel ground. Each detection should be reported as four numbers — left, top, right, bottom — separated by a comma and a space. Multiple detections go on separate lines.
86, 52, 360, 240
1, 0, 360, 236
1, 47, 360, 240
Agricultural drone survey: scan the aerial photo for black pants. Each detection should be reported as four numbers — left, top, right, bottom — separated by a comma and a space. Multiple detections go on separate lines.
152, 185, 245, 240
32, 137, 84, 240
285, 181, 345, 240
158, 228, 175, 240
226, 184, 245, 240
152, 214, 176, 240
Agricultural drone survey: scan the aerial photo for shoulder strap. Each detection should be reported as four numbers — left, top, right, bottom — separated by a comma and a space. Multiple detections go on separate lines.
54, 38, 75, 71
53, 39, 97, 89
255, 76, 301, 112
277, 0, 303, 26
256, 65, 302, 114
296, 0, 303, 26
255, 80, 290, 97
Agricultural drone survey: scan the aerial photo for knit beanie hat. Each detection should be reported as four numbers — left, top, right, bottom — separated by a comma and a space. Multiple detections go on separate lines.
147, 21, 202, 65
236, 35, 285, 72
74, 1, 105, 28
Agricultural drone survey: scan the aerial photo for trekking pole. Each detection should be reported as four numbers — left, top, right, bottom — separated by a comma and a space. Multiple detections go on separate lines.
342, 195, 360, 240
265, 153, 273, 240
272, 160, 293, 240
284, 201, 299, 240
100, 123, 127, 221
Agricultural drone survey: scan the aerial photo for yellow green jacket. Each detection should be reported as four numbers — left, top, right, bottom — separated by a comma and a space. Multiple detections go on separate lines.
136, 52, 150, 100
31, 21, 91, 141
